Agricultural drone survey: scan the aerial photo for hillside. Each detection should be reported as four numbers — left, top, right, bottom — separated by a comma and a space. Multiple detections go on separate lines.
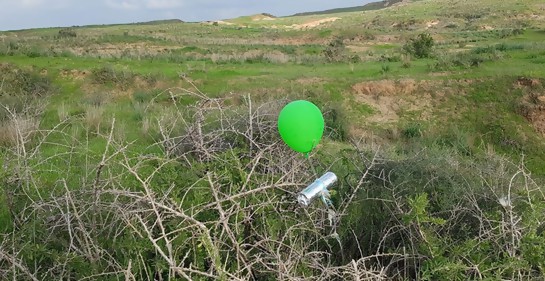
1, 0, 545, 280
291, 0, 405, 16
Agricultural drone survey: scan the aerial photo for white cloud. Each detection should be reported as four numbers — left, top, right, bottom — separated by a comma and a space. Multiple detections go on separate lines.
146, 0, 184, 9
104, 0, 183, 10
0, 0, 68, 8
21, 0, 45, 7
105, 0, 142, 10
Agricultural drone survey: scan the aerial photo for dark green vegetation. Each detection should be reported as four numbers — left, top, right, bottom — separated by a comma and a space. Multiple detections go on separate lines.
1, 0, 545, 280
291, 0, 404, 16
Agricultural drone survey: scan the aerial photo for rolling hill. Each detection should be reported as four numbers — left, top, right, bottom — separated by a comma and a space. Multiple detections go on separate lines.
291, 0, 405, 16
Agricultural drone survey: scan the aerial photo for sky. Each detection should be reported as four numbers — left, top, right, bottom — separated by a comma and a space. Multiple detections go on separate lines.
0, 0, 373, 31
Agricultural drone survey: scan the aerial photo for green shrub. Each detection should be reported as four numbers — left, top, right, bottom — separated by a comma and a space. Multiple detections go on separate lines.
473, 43, 525, 55
402, 122, 422, 139
381, 64, 391, 74
24, 48, 42, 58
0, 64, 52, 97
57, 28, 77, 38
91, 66, 135, 90
132, 91, 151, 103
323, 37, 347, 62
340, 146, 545, 279
379, 54, 401, 62
431, 50, 503, 71
323, 104, 349, 141
404, 32, 435, 59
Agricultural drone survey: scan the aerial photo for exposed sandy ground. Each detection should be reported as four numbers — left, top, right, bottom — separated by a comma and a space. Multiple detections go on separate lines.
490, 78, 545, 137
426, 20, 440, 28
353, 79, 431, 123
350, 79, 465, 124
289, 17, 341, 30
216, 20, 235, 26
295, 77, 326, 85
202, 20, 235, 26
346, 45, 371, 52
374, 35, 399, 43
68, 43, 178, 57
515, 77, 541, 89
391, 0, 412, 8
251, 14, 275, 21
515, 78, 545, 135
60, 69, 90, 80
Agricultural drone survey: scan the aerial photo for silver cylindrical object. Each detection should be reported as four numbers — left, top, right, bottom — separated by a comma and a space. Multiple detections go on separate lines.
297, 172, 337, 207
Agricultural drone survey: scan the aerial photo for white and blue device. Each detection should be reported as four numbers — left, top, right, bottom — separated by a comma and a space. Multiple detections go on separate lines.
297, 172, 337, 207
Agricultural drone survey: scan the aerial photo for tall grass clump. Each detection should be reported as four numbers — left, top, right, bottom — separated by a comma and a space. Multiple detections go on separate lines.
84, 105, 104, 133
91, 66, 135, 90
0, 116, 39, 147
431, 50, 504, 71
0, 64, 51, 147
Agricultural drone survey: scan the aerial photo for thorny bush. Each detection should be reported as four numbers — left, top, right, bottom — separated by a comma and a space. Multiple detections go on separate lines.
1, 82, 545, 280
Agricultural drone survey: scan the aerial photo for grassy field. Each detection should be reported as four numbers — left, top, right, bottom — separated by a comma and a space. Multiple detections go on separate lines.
2, 0, 545, 280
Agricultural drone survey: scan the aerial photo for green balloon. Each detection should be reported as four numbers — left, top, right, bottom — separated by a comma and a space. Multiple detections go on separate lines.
278, 100, 325, 154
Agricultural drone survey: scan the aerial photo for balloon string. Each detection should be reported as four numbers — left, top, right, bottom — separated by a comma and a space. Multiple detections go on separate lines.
306, 154, 318, 178
306, 139, 319, 176
306, 139, 317, 158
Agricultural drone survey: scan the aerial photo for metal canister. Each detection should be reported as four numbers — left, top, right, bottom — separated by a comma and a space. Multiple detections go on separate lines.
297, 172, 337, 207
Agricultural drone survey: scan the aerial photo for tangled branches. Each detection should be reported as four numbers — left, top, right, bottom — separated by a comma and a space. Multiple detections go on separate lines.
2, 83, 545, 280
0, 85, 384, 280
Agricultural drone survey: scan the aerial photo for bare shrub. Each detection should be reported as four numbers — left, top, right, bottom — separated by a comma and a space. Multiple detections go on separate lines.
0, 80, 386, 280
0, 97, 44, 147
1, 80, 544, 280
324, 37, 347, 63
0, 116, 38, 147
263, 51, 290, 63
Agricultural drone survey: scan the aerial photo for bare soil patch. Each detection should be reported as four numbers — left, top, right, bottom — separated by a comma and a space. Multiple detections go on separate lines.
346, 45, 371, 52
60, 69, 90, 80
295, 77, 326, 85
426, 20, 440, 29
68, 43, 178, 57
515, 77, 541, 89
289, 17, 340, 30
522, 103, 545, 136
515, 78, 545, 135
391, 0, 412, 8
374, 35, 399, 43
251, 14, 275, 21
351, 79, 454, 123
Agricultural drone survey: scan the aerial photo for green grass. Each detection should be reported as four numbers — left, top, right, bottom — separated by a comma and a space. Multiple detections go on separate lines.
3, 1, 545, 279
0, 0, 544, 179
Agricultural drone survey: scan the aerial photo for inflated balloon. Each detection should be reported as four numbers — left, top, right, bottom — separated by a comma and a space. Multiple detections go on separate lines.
278, 100, 324, 154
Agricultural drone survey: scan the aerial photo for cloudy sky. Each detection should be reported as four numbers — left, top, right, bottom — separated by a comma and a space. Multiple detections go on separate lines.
0, 0, 372, 31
